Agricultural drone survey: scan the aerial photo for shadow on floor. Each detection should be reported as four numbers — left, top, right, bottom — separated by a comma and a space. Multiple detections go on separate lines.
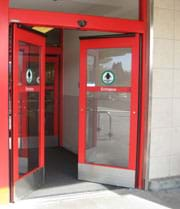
111, 187, 180, 209
27, 147, 117, 199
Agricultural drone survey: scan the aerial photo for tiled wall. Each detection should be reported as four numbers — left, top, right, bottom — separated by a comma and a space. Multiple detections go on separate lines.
149, 0, 180, 179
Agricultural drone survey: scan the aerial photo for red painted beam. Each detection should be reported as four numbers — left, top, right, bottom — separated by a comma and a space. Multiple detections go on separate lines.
9, 8, 145, 34
0, 0, 9, 204
46, 47, 62, 55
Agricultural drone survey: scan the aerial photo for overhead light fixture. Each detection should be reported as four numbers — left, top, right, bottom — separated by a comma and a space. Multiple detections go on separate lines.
32, 26, 54, 34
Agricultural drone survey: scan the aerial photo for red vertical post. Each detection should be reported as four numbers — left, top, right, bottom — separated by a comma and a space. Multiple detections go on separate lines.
59, 30, 63, 146
137, 0, 149, 189
0, 0, 10, 204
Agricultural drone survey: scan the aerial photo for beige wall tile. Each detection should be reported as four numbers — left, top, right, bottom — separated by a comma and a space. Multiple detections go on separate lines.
150, 128, 172, 157
154, 8, 174, 39
151, 98, 172, 128
172, 99, 180, 127
173, 70, 180, 98
149, 0, 180, 181
149, 156, 170, 179
171, 128, 180, 155
152, 70, 173, 98
153, 39, 174, 69
154, 0, 174, 9
175, 11, 180, 40
174, 41, 180, 68
175, 0, 180, 11
170, 155, 180, 176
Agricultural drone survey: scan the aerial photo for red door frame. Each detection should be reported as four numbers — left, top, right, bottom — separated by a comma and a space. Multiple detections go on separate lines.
0, 1, 9, 204
12, 25, 45, 182
0, 0, 149, 203
79, 35, 139, 172
46, 47, 62, 142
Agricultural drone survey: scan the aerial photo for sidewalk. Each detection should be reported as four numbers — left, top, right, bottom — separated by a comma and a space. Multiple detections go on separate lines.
2, 188, 180, 209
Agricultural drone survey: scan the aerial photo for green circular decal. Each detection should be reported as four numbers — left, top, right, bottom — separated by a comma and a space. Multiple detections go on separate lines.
101, 70, 115, 85
26, 69, 33, 84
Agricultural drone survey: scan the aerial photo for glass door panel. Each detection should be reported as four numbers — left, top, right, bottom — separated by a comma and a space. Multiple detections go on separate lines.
45, 56, 59, 142
45, 90, 54, 136
87, 48, 132, 87
86, 92, 130, 168
18, 92, 40, 177
12, 25, 45, 201
78, 35, 139, 188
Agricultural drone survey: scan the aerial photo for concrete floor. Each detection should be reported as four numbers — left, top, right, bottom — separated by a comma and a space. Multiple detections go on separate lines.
3, 188, 180, 209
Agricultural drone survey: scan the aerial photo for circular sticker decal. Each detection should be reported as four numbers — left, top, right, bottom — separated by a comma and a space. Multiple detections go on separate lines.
26, 69, 33, 84
101, 70, 115, 85
36, 76, 40, 84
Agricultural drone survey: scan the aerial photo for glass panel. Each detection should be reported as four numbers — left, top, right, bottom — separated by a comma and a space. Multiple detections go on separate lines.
86, 92, 130, 168
18, 92, 39, 176
18, 41, 41, 177
45, 90, 54, 135
10, 0, 139, 20
87, 48, 132, 87
18, 41, 40, 86
46, 62, 55, 86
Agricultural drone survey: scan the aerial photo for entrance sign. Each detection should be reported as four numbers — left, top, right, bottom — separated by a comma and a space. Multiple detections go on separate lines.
101, 70, 115, 85
26, 68, 33, 84
100, 87, 117, 92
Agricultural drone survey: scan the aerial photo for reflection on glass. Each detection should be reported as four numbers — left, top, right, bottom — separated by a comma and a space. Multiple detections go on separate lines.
45, 90, 54, 135
87, 48, 132, 87
86, 92, 130, 168
18, 41, 40, 86
46, 62, 55, 85
18, 41, 41, 177
18, 92, 39, 176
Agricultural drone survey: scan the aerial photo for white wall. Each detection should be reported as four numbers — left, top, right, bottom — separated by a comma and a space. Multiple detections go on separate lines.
149, 0, 180, 180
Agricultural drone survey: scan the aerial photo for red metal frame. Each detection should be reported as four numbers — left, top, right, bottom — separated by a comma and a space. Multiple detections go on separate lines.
12, 25, 45, 182
138, 0, 149, 189
0, 0, 149, 203
0, 0, 9, 204
78, 36, 139, 171
9, 9, 145, 33
46, 47, 61, 55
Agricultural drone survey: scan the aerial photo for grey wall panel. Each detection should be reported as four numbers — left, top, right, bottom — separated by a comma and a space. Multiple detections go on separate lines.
63, 95, 79, 154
